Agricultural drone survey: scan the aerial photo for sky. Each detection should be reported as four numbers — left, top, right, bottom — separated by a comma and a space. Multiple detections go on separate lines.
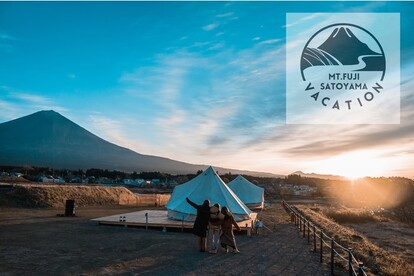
1, 1, 414, 178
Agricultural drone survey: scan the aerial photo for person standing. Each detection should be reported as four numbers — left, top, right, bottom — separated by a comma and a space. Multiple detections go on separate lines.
208, 203, 224, 253
220, 206, 241, 253
186, 197, 210, 252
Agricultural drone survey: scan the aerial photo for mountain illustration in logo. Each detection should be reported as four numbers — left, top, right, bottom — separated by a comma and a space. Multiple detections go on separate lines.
301, 26, 385, 74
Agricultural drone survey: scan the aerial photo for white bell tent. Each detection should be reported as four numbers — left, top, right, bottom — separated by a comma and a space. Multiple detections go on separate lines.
227, 175, 264, 210
166, 166, 252, 222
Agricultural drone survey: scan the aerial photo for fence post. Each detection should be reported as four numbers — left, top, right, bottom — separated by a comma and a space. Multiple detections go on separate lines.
145, 212, 148, 231
358, 263, 364, 276
299, 216, 302, 231
331, 238, 335, 276
348, 248, 353, 276
307, 221, 310, 243
303, 218, 306, 238
313, 225, 317, 252
320, 230, 323, 263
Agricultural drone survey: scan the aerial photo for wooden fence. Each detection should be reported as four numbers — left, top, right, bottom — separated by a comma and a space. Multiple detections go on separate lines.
282, 201, 367, 276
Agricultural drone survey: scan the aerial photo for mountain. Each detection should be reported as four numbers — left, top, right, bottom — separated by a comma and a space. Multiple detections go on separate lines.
301, 26, 385, 72
290, 171, 347, 181
0, 110, 282, 177
318, 27, 380, 66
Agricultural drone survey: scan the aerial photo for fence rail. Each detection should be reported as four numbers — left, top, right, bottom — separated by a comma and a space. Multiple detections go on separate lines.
282, 201, 367, 276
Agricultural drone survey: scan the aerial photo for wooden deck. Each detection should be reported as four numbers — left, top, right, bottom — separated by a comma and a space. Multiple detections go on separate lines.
92, 210, 257, 232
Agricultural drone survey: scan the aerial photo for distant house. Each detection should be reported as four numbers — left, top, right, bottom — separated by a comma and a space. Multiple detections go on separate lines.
122, 178, 145, 187
11, 172, 24, 177
70, 177, 84, 183
96, 177, 114, 185
134, 178, 145, 186
292, 184, 318, 196
151, 179, 161, 185
123, 179, 134, 185
167, 179, 178, 187
40, 176, 53, 183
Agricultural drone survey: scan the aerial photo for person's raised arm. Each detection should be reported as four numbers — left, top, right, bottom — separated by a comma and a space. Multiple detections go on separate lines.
186, 197, 198, 209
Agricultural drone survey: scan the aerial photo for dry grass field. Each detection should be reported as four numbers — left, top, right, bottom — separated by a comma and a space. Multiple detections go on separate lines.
295, 204, 414, 275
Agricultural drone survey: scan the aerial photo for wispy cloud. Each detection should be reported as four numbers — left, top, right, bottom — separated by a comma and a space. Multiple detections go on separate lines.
11, 92, 53, 105
0, 31, 17, 52
202, 23, 219, 31
88, 114, 135, 148
257, 38, 282, 45
0, 87, 68, 121
0, 33, 17, 41
118, 30, 286, 162
0, 99, 20, 121
216, 12, 234, 18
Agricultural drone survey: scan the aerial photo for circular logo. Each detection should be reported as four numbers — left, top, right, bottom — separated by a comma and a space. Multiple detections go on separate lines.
300, 23, 386, 110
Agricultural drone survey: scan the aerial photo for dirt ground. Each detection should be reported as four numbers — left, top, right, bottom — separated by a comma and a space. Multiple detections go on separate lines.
0, 203, 331, 276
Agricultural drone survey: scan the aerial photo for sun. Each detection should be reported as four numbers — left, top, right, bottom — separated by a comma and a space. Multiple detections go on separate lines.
315, 150, 390, 179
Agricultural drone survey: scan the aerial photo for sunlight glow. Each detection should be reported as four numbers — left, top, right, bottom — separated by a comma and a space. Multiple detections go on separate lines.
314, 150, 392, 179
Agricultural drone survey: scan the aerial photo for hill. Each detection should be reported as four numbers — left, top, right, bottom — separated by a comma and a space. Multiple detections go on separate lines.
0, 110, 281, 177
290, 170, 347, 181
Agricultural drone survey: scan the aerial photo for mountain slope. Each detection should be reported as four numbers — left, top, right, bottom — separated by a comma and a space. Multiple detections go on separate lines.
318, 27, 380, 65
301, 26, 385, 72
0, 110, 281, 177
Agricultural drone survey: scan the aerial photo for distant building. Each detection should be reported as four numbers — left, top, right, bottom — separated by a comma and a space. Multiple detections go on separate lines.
167, 179, 178, 187
123, 179, 134, 185
134, 179, 145, 186
11, 172, 24, 177
40, 176, 64, 183
281, 183, 318, 196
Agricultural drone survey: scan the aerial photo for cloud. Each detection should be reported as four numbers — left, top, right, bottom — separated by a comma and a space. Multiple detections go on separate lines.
117, 38, 287, 162
216, 12, 234, 18
85, 114, 158, 155
257, 38, 282, 45
117, 6, 414, 177
0, 31, 17, 52
0, 33, 17, 41
0, 87, 68, 121
202, 23, 219, 31
88, 114, 132, 146
10, 92, 53, 105
0, 99, 20, 121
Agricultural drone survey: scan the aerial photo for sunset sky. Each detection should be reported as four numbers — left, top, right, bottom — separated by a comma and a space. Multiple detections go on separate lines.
1, 1, 414, 178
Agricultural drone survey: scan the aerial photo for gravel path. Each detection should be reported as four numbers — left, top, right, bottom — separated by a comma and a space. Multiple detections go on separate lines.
0, 205, 330, 275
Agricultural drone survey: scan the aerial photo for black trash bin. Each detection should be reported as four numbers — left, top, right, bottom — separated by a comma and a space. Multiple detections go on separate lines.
65, 199, 75, 216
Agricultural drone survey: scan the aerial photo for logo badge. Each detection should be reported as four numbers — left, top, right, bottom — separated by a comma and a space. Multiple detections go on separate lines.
286, 13, 400, 124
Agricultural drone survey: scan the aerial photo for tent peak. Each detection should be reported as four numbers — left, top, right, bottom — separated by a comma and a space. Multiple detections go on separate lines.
204, 166, 217, 175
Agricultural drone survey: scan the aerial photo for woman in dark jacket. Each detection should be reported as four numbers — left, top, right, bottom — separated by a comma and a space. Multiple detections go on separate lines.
186, 197, 211, 252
